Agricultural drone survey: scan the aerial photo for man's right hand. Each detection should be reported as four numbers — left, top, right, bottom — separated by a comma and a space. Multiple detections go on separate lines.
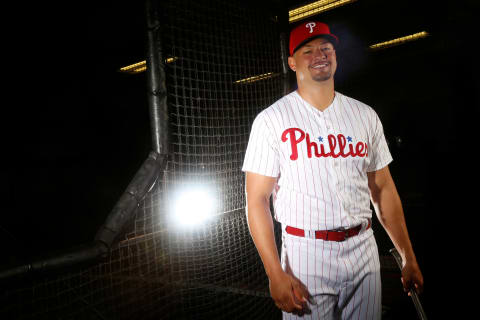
245, 172, 312, 314
269, 269, 311, 314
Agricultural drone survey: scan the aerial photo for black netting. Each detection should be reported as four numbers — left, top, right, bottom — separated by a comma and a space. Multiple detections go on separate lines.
1, 1, 284, 319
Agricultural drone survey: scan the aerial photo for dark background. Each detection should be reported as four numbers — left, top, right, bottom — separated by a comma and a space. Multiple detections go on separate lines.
3, 2, 150, 261
2, 0, 478, 317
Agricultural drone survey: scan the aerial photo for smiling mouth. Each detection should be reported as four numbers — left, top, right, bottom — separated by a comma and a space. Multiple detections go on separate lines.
310, 63, 329, 69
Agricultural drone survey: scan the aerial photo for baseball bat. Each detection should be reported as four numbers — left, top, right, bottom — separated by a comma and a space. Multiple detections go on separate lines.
389, 248, 428, 320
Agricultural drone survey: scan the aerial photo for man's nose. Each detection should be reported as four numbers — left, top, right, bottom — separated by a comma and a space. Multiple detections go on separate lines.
313, 48, 327, 58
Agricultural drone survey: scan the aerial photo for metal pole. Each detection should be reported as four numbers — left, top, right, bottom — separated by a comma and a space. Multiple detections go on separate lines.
279, 32, 290, 96
390, 248, 428, 320
277, 3, 290, 96
0, 151, 166, 282
0, 1, 171, 282
146, 0, 170, 155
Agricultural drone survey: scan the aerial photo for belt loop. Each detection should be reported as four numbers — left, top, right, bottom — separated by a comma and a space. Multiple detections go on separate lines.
305, 230, 315, 239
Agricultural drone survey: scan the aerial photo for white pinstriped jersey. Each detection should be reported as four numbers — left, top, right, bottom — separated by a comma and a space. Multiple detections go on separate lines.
242, 90, 393, 231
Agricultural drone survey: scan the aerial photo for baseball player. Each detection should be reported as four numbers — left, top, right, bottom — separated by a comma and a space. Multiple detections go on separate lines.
243, 21, 424, 319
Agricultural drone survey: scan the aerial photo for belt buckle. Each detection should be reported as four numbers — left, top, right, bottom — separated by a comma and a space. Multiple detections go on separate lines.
305, 230, 316, 239
343, 229, 350, 239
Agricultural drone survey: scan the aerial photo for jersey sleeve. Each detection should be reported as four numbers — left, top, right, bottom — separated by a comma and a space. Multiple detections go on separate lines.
242, 111, 280, 177
367, 111, 393, 172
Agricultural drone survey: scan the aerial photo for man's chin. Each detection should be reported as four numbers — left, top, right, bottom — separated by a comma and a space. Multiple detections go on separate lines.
312, 73, 332, 82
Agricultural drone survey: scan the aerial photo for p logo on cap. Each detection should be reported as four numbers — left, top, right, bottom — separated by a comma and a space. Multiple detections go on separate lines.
305, 22, 316, 33
289, 21, 339, 56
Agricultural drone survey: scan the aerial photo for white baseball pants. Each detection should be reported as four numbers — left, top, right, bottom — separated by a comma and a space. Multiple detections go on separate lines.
280, 227, 382, 320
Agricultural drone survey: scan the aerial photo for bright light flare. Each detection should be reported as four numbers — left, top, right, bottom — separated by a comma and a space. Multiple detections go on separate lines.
171, 185, 217, 227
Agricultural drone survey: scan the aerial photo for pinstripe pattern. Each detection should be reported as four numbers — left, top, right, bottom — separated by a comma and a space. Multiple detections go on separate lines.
281, 228, 381, 320
243, 91, 391, 319
242, 91, 392, 230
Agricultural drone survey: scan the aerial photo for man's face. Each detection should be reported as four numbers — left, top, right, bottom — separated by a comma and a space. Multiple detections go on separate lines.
289, 37, 337, 84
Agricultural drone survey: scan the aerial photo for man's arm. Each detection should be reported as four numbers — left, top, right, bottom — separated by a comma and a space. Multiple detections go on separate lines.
368, 166, 424, 294
245, 172, 309, 313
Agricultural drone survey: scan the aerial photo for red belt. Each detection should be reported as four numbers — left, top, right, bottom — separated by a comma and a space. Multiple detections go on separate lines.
285, 220, 371, 242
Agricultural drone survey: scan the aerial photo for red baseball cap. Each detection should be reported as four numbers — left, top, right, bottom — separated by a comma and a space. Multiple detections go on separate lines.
289, 21, 339, 56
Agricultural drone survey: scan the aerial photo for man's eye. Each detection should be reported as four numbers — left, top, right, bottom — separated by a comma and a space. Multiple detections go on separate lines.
303, 50, 311, 54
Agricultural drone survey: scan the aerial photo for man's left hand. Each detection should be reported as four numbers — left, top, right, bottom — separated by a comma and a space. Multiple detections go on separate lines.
401, 260, 424, 295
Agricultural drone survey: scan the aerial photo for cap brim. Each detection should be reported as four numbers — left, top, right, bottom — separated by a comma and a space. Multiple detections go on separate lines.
292, 34, 339, 55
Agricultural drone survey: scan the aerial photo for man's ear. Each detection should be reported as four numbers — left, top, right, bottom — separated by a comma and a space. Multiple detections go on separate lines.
287, 56, 296, 72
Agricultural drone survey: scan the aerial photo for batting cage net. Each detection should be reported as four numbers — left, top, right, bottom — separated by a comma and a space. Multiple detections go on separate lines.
1, 0, 285, 319
0, 1, 406, 319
